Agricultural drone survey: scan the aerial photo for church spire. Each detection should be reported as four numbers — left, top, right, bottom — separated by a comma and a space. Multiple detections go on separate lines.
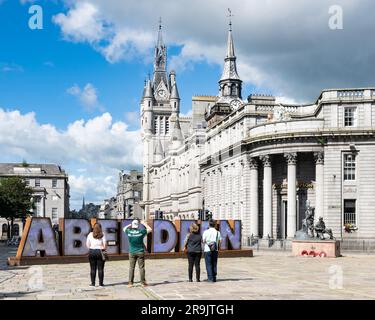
226, 20, 235, 58
153, 17, 168, 90
157, 17, 164, 49
220, 9, 240, 82
218, 9, 242, 99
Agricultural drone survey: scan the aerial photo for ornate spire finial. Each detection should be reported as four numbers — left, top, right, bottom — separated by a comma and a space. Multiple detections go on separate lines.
227, 8, 233, 31
159, 17, 162, 30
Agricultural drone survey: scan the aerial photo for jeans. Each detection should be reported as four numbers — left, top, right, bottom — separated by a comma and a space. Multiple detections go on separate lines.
187, 252, 202, 281
129, 252, 146, 284
88, 249, 105, 285
204, 251, 218, 282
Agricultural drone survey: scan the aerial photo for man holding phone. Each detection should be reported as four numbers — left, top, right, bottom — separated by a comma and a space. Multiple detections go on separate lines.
123, 219, 152, 287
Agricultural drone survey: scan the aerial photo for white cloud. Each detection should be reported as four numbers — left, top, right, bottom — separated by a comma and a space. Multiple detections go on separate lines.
0, 108, 142, 209
124, 111, 140, 125
52, 2, 106, 43
67, 83, 102, 111
69, 174, 117, 208
1, 63, 24, 73
180, 109, 192, 118
53, 1, 154, 64
43, 61, 55, 67
53, 0, 375, 101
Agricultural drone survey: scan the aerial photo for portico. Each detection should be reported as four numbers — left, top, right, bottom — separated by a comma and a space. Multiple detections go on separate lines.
246, 149, 324, 240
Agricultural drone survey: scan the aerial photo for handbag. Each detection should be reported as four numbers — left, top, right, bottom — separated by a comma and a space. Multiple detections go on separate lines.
101, 249, 109, 261
208, 231, 219, 252
183, 233, 190, 254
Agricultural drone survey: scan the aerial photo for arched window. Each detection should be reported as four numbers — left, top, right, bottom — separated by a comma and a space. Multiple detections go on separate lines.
13, 224, 20, 237
2, 224, 7, 235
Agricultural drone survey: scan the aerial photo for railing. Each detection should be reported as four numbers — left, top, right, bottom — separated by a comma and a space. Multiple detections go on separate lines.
243, 238, 375, 253
340, 239, 375, 252
248, 118, 324, 137
255, 105, 299, 113
337, 90, 364, 98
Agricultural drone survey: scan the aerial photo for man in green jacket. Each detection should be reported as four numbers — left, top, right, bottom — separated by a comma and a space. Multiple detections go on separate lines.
123, 219, 152, 287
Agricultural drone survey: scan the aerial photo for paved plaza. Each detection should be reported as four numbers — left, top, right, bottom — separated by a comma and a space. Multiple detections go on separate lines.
1, 245, 375, 300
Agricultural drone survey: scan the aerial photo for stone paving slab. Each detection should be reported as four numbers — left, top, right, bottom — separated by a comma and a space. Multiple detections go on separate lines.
1, 245, 375, 300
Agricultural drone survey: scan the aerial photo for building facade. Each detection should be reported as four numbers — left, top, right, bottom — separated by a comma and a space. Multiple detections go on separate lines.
116, 170, 143, 219
140, 22, 215, 220
142, 22, 375, 243
98, 197, 118, 219
0, 163, 70, 238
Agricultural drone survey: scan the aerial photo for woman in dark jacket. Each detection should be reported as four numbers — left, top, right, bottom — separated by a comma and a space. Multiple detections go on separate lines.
184, 223, 202, 282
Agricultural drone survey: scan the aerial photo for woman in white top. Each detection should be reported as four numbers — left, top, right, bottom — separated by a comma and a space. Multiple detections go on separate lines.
86, 223, 107, 287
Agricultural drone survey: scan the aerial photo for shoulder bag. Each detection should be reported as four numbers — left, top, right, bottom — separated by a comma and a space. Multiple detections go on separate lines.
208, 231, 219, 252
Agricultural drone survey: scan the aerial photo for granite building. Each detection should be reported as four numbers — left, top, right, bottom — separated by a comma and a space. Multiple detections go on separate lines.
141, 21, 375, 244
0, 163, 70, 238
116, 170, 143, 219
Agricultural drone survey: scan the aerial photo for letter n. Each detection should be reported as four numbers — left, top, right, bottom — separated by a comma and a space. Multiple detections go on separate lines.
219, 220, 241, 250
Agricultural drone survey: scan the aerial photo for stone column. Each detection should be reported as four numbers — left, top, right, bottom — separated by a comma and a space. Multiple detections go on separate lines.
249, 157, 259, 238
314, 152, 324, 222
260, 155, 272, 239
285, 152, 297, 238
41, 195, 46, 218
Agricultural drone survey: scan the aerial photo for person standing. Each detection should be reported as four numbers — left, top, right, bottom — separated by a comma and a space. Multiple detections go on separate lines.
123, 219, 152, 287
184, 223, 202, 282
86, 223, 107, 287
202, 219, 221, 283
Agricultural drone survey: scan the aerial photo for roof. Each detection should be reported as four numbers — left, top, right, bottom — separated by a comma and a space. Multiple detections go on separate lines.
192, 95, 217, 102
0, 163, 67, 176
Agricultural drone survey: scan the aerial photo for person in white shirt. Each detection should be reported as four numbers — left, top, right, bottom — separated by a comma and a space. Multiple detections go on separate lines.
86, 223, 107, 287
202, 219, 221, 282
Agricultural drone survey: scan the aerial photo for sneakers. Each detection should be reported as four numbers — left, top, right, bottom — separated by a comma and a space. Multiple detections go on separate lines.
89, 283, 95, 287
141, 282, 148, 287
127, 282, 133, 288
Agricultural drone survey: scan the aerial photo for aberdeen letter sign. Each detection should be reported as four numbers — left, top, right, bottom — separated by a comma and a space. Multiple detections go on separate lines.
9, 218, 248, 265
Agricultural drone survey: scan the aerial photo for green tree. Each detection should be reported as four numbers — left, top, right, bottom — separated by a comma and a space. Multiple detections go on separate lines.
0, 177, 34, 238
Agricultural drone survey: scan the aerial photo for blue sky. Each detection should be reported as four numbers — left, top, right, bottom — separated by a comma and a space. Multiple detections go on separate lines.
1, 0, 374, 209
0, 0, 226, 209
0, 0, 223, 130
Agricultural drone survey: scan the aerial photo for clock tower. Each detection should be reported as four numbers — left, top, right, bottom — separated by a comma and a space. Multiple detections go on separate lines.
141, 20, 181, 218
205, 16, 243, 128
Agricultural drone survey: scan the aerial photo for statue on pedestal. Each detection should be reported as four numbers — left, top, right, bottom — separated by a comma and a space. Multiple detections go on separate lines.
294, 200, 334, 240
314, 217, 334, 240
301, 202, 315, 238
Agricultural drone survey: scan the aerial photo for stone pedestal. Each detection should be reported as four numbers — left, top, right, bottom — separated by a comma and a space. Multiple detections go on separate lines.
292, 240, 341, 258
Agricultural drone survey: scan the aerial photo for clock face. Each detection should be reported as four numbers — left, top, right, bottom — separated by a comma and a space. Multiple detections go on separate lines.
158, 89, 166, 98
230, 99, 241, 110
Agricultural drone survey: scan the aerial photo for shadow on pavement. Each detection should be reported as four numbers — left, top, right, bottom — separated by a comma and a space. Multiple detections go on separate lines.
145, 277, 254, 286
0, 290, 42, 298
